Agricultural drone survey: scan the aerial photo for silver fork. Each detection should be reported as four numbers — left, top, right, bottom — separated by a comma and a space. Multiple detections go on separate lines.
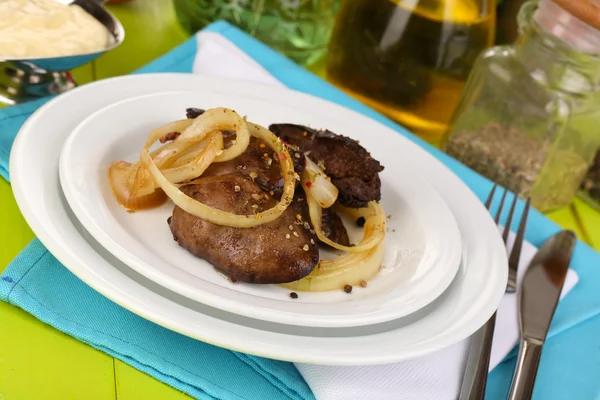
458, 184, 531, 400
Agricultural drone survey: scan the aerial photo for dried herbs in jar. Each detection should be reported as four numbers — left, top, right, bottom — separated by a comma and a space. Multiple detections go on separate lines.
445, 123, 589, 211
442, 0, 600, 212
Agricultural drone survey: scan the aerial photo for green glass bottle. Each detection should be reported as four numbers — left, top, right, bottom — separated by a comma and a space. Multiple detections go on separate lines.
173, 0, 340, 67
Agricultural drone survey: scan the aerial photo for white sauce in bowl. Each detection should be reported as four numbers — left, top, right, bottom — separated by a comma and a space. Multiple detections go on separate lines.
0, 0, 114, 58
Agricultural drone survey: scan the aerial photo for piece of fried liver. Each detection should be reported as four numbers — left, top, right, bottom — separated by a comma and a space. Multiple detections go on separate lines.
269, 123, 384, 208
168, 174, 319, 284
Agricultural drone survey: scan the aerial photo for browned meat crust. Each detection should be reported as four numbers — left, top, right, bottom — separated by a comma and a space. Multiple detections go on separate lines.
203, 136, 305, 198
321, 207, 350, 247
269, 123, 384, 208
186, 108, 205, 119
169, 174, 319, 284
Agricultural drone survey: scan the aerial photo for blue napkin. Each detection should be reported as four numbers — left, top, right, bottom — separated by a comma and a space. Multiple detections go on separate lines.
0, 243, 312, 400
2, 21, 600, 400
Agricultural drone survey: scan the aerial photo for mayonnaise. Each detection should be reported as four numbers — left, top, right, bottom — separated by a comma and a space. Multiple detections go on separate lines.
0, 0, 114, 59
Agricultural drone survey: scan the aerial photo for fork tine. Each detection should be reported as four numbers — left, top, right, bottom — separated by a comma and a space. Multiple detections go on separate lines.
495, 188, 508, 225
506, 197, 531, 292
502, 192, 519, 244
484, 184, 498, 210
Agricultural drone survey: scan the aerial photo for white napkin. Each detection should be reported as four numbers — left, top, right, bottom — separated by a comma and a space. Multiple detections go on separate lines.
294, 234, 578, 400
192, 31, 580, 400
193, 32, 284, 87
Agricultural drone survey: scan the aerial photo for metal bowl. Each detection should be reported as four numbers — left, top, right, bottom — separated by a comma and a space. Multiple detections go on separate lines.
0, 0, 125, 105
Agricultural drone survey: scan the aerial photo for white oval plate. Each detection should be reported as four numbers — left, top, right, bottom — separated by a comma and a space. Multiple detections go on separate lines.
58, 90, 462, 328
10, 73, 507, 365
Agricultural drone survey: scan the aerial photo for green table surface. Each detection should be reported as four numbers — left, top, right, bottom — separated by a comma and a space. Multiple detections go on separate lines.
2, 2, 600, 398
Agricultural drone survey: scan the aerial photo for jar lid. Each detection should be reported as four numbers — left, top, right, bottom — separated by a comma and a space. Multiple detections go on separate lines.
536, 0, 600, 53
552, 0, 600, 30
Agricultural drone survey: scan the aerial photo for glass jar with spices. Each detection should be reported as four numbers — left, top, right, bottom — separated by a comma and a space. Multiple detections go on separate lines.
443, 0, 600, 212
325, 0, 496, 146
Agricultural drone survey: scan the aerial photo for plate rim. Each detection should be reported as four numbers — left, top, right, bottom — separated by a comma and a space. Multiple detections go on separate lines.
57, 88, 463, 328
9, 73, 508, 365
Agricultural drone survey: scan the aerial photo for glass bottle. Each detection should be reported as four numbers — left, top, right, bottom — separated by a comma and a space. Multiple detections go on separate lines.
443, 0, 600, 212
325, 0, 496, 147
495, 0, 529, 44
172, 0, 340, 68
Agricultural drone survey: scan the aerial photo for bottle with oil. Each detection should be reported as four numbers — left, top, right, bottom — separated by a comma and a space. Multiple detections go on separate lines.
325, 0, 496, 146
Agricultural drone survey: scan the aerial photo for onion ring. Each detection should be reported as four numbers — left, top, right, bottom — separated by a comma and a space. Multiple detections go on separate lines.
179, 107, 249, 163
280, 244, 385, 292
305, 195, 385, 253
140, 116, 296, 228
281, 202, 386, 292
113, 119, 200, 198
162, 131, 224, 184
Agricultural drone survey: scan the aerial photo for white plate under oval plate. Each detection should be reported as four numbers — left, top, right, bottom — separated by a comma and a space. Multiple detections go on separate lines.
58, 90, 462, 328
10, 73, 507, 365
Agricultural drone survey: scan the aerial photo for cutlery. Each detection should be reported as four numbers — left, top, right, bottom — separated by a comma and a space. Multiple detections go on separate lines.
507, 230, 575, 400
459, 185, 531, 400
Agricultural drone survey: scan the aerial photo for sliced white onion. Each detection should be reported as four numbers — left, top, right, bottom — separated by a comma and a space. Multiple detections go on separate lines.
281, 243, 385, 292
167, 139, 209, 169
108, 161, 167, 211
179, 107, 249, 163
148, 119, 196, 166
112, 119, 204, 198
281, 202, 386, 292
161, 132, 224, 184
302, 156, 338, 208
306, 195, 385, 253
139, 117, 296, 228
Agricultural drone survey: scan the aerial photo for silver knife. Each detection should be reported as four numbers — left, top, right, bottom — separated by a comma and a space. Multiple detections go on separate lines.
507, 230, 576, 400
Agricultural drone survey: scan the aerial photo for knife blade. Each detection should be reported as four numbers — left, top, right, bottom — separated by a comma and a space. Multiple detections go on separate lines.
507, 230, 576, 400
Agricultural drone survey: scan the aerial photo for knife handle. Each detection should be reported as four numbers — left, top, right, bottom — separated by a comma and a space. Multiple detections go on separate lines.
458, 312, 496, 400
507, 337, 543, 400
